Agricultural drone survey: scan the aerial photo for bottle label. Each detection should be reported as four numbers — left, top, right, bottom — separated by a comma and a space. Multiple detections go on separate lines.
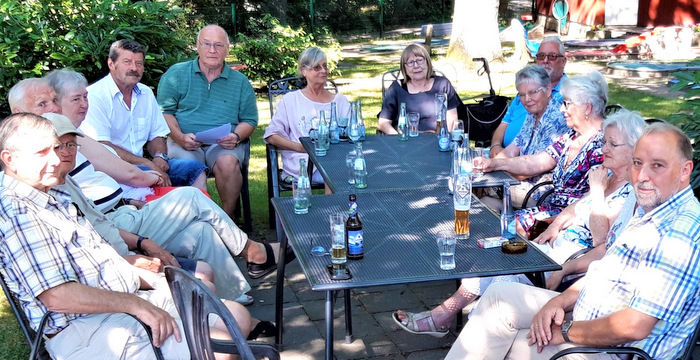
348, 202, 358, 216
439, 137, 450, 151
348, 230, 364, 255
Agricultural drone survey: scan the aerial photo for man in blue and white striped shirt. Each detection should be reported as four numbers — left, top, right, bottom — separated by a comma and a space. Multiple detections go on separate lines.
446, 122, 700, 360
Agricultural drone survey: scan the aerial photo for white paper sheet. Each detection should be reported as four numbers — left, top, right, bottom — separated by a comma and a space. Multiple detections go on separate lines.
194, 123, 232, 144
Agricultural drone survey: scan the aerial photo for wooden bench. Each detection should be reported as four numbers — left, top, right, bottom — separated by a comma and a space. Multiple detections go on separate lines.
420, 23, 452, 53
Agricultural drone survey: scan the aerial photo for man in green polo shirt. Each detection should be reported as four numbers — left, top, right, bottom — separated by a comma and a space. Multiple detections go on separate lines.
157, 24, 258, 218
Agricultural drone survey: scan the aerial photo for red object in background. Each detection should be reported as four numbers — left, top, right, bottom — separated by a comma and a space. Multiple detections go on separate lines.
230, 64, 248, 71
145, 186, 211, 202
521, 14, 533, 21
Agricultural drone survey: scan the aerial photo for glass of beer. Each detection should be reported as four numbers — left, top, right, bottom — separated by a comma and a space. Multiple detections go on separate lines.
330, 213, 347, 264
453, 173, 471, 239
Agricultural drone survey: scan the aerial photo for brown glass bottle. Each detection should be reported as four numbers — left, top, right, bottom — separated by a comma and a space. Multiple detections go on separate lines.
345, 194, 364, 260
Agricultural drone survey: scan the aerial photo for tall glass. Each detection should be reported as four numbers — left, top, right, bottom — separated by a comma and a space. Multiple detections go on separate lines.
330, 213, 347, 264
472, 147, 484, 177
408, 112, 420, 137
453, 173, 471, 238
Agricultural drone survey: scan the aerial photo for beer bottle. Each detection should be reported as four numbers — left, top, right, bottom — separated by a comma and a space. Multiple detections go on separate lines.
501, 182, 516, 239
345, 194, 364, 259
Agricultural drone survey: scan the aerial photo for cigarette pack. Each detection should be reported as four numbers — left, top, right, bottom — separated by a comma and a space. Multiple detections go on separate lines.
478, 236, 508, 249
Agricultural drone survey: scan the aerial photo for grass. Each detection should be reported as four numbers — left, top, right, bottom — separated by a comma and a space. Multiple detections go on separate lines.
0, 47, 685, 358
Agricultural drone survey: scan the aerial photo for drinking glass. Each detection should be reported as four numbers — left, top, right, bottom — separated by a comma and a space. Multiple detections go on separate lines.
472, 147, 485, 177
452, 173, 471, 238
330, 214, 347, 264
338, 117, 349, 141
436, 230, 457, 270
345, 150, 356, 184
408, 112, 420, 137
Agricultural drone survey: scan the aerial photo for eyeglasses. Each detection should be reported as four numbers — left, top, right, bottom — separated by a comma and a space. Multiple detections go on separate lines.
56, 142, 81, 152
305, 63, 328, 72
518, 87, 545, 99
602, 139, 625, 148
404, 58, 426, 67
199, 41, 227, 52
535, 53, 565, 61
562, 100, 576, 109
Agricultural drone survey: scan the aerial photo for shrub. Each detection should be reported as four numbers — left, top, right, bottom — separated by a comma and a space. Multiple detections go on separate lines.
231, 14, 342, 87
0, 0, 196, 116
668, 66, 700, 196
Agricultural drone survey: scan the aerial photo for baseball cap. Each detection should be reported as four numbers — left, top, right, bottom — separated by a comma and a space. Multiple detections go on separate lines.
42, 113, 84, 138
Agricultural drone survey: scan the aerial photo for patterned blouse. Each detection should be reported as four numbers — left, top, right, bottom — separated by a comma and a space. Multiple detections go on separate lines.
516, 129, 604, 230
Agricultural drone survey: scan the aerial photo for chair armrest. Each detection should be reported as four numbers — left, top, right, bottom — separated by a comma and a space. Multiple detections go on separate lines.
550, 346, 652, 360
211, 339, 280, 360
522, 180, 554, 209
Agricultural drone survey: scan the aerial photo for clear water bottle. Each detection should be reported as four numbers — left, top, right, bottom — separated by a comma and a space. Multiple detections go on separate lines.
501, 182, 516, 239
356, 99, 366, 141
294, 158, 311, 214
353, 142, 367, 189
437, 102, 450, 152
318, 110, 330, 151
397, 102, 408, 141
329, 102, 340, 144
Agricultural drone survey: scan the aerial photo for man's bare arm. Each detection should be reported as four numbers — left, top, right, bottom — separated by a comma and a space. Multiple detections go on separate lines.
38, 282, 181, 347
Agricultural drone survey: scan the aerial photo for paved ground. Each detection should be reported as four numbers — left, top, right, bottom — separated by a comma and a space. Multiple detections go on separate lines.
243, 25, 694, 359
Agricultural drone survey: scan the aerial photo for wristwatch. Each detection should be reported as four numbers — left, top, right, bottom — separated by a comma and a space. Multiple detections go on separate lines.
153, 153, 169, 161
561, 320, 573, 342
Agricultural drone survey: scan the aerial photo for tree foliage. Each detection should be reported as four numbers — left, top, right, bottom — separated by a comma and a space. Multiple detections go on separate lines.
231, 14, 342, 86
0, 0, 197, 116
668, 64, 700, 196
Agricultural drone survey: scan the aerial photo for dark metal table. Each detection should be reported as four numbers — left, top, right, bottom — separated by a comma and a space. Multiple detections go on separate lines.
300, 135, 519, 193
272, 187, 561, 359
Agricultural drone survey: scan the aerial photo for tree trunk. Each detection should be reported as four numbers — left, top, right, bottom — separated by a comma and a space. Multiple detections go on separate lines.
448, 0, 503, 63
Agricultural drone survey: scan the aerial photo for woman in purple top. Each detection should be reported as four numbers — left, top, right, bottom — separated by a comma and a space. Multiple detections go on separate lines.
476, 71, 608, 234
377, 44, 462, 134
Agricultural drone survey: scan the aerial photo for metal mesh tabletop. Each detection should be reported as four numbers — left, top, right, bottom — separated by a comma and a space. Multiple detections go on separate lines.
301, 135, 519, 193
272, 187, 560, 292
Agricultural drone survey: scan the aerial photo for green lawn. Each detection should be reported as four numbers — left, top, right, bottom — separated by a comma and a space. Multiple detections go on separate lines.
0, 52, 684, 358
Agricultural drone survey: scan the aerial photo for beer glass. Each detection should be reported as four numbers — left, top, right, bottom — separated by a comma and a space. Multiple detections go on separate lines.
453, 173, 471, 238
407, 112, 420, 137
436, 230, 457, 270
330, 213, 346, 264
472, 147, 485, 177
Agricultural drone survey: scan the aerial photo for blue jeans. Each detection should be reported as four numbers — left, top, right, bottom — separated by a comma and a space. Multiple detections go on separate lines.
137, 159, 207, 186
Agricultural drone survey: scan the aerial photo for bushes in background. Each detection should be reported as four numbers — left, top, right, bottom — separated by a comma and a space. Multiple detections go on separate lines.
0, 0, 196, 116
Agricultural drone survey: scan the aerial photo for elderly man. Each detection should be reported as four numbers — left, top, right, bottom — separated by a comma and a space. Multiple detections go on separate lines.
0, 113, 194, 358
445, 122, 700, 360
490, 36, 568, 157
157, 24, 258, 217
79, 39, 207, 189
8, 78, 62, 115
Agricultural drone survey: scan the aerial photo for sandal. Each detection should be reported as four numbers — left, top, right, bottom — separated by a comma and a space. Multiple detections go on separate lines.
234, 293, 254, 306
247, 320, 276, 340
392, 311, 449, 338
247, 243, 296, 279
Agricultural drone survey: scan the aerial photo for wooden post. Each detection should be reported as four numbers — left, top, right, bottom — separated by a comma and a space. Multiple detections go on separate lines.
424, 24, 434, 54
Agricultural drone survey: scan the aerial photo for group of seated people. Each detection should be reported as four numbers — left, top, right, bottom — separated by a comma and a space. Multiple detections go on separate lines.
1, 21, 699, 360
0, 24, 286, 359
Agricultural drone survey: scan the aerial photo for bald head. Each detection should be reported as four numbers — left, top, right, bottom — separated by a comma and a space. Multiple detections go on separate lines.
9, 78, 62, 115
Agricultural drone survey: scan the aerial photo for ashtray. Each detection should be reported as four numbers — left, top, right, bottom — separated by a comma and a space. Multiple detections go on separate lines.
501, 241, 528, 254
327, 264, 352, 280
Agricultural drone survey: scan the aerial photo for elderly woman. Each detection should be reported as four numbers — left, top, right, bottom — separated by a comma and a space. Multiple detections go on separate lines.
45, 68, 163, 210
480, 64, 568, 211
393, 109, 645, 338
264, 47, 351, 183
377, 44, 462, 134
478, 71, 609, 233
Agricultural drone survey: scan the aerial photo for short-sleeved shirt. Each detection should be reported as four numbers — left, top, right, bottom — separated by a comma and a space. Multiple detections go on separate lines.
264, 90, 351, 178
378, 76, 461, 132
157, 58, 259, 134
512, 96, 568, 156
574, 187, 700, 360
81, 75, 170, 157
0, 173, 140, 334
500, 74, 567, 147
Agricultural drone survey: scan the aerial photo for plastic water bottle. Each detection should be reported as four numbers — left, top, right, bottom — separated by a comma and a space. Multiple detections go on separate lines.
397, 102, 408, 141
501, 182, 516, 239
329, 102, 340, 144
